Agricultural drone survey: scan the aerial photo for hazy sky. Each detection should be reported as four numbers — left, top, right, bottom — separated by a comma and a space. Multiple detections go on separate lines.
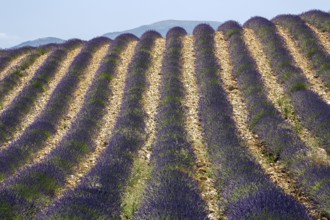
0, 0, 329, 48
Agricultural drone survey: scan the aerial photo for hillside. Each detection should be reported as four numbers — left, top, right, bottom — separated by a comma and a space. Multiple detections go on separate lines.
12, 37, 65, 49
103, 19, 222, 38
0, 10, 329, 220
11, 20, 222, 49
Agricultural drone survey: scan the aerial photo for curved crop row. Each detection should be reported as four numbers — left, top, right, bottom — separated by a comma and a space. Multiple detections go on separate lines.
0, 43, 71, 147
273, 15, 330, 91
0, 37, 109, 219
40, 32, 157, 219
243, 18, 330, 217
220, 21, 330, 217
195, 24, 310, 219
300, 10, 330, 33
0, 47, 32, 74
136, 28, 208, 219
0, 46, 53, 110
245, 17, 330, 154
0, 40, 84, 182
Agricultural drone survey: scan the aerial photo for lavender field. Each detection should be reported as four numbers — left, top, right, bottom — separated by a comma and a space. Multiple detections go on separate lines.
0, 10, 329, 220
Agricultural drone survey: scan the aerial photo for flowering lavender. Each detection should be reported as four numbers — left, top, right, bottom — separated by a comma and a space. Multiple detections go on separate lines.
194, 23, 311, 219
39, 32, 160, 219
135, 27, 208, 219
244, 17, 330, 217
0, 37, 111, 219
300, 10, 330, 33
0, 47, 32, 74
273, 15, 330, 90
0, 43, 73, 146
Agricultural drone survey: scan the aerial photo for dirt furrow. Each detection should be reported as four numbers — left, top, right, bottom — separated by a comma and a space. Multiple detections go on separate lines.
243, 28, 329, 166
276, 25, 330, 104
0, 52, 52, 114
0, 46, 83, 152
214, 31, 319, 219
55, 41, 137, 199
121, 38, 165, 219
182, 36, 220, 220
306, 23, 330, 54
14, 44, 110, 176
0, 52, 30, 81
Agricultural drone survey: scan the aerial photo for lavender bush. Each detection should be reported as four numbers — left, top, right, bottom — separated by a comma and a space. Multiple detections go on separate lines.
300, 10, 330, 33
0, 47, 33, 74
0, 37, 112, 219
194, 23, 310, 219
273, 15, 330, 90
40, 32, 160, 219
136, 27, 208, 219
223, 19, 330, 217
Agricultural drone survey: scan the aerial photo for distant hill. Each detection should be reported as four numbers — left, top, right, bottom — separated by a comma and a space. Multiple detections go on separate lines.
103, 20, 222, 39
12, 37, 65, 49
11, 20, 222, 49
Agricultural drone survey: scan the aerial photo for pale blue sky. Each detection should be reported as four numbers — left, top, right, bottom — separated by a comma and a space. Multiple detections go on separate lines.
0, 0, 329, 48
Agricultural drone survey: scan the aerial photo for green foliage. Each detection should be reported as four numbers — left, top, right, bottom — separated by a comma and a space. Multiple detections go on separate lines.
226, 28, 241, 38
13, 69, 24, 77
250, 109, 267, 129
32, 81, 46, 91
277, 96, 295, 120
290, 82, 308, 92
236, 63, 254, 76
89, 97, 106, 107
12, 173, 58, 203
0, 203, 20, 220
100, 72, 113, 81
230, 183, 261, 203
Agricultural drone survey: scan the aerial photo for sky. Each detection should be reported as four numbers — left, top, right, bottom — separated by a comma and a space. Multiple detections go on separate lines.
0, 0, 329, 48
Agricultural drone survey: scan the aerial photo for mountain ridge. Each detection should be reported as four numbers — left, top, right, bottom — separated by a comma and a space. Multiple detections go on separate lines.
11, 20, 222, 48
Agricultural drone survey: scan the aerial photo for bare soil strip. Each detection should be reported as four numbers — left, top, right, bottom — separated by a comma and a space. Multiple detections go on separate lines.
55, 41, 137, 199
121, 38, 165, 219
0, 46, 83, 152
0, 52, 52, 114
306, 23, 330, 54
243, 28, 329, 166
0, 53, 30, 81
12, 44, 110, 177
182, 36, 220, 220
276, 25, 330, 105
214, 31, 320, 219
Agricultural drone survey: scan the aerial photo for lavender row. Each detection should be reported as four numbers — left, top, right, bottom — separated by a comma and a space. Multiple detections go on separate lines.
273, 15, 330, 90
136, 27, 208, 219
220, 21, 330, 217
0, 42, 74, 146
243, 17, 330, 217
0, 46, 32, 74
0, 40, 84, 181
193, 23, 310, 219
0, 45, 55, 108
300, 10, 330, 33
40, 32, 157, 219
0, 37, 110, 219
244, 17, 330, 154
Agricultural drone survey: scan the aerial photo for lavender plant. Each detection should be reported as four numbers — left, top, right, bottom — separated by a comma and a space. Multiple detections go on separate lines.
194, 23, 310, 219
136, 27, 208, 219
0, 47, 32, 74
244, 17, 330, 154
222, 20, 330, 217
273, 15, 330, 90
0, 43, 71, 146
300, 10, 330, 33
0, 40, 85, 181
0, 37, 112, 219
39, 32, 159, 219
